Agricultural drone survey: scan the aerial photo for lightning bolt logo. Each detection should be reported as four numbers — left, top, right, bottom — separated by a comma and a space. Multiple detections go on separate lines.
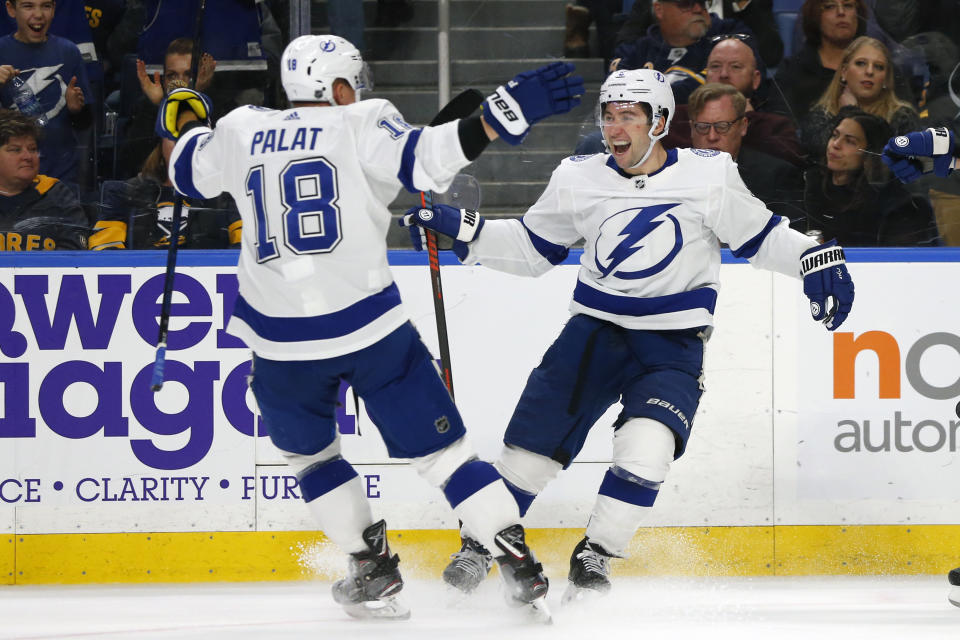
26, 65, 64, 94
18, 65, 67, 120
594, 203, 682, 280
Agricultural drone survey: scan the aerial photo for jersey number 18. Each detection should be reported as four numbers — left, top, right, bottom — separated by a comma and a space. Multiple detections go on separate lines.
245, 157, 342, 262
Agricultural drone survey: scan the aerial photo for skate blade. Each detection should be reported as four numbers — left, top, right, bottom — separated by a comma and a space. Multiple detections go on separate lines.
949, 586, 960, 608
561, 581, 608, 607
499, 588, 552, 624
341, 595, 411, 620
526, 594, 553, 625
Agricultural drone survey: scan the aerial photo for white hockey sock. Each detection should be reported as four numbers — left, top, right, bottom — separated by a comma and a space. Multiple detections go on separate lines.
453, 479, 519, 554
298, 458, 373, 554
584, 494, 652, 557
440, 459, 519, 553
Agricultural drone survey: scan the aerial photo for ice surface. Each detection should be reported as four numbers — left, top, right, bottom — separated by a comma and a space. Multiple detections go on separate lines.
1, 575, 956, 639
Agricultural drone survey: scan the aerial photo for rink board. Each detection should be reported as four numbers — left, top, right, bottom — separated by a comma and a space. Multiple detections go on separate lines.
1, 248, 959, 584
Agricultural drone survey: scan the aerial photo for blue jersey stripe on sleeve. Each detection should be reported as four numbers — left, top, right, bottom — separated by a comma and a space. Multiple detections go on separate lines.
573, 281, 717, 316
171, 132, 207, 200
397, 128, 423, 193
521, 219, 570, 265
731, 214, 783, 259
233, 282, 403, 342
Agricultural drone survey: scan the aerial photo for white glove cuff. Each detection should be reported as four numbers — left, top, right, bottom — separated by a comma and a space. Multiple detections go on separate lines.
456, 208, 482, 242
929, 127, 953, 156
487, 86, 530, 137
800, 245, 846, 276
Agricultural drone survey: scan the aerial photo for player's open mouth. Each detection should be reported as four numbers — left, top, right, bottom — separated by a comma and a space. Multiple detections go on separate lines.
612, 142, 630, 154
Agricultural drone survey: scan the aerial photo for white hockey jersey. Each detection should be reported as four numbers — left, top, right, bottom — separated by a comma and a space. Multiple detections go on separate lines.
464, 148, 818, 330
169, 99, 471, 359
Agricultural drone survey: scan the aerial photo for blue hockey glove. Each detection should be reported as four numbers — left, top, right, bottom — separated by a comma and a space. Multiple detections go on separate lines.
399, 204, 484, 260
156, 88, 212, 141
881, 127, 959, 183
800, 239, 854, 331
483, 61, 584, 145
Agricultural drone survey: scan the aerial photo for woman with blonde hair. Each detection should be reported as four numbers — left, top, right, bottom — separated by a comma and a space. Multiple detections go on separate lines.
800, 35, 919, 158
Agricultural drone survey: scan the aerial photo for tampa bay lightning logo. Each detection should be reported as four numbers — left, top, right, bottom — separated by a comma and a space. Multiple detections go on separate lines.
594, 203, 683, 279
321, 40, 336, 52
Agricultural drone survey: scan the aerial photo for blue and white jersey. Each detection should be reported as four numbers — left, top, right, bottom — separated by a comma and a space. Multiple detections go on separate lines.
169, 99, 471, 359
464, 148, 818, 330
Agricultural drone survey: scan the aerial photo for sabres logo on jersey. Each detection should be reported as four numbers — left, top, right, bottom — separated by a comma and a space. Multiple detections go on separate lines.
594, 203, 683, 279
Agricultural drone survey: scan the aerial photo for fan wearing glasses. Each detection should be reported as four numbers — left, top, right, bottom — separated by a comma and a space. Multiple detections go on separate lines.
660, 34, 805, 168
687, 83, 806, 225
614, 0, 784, 69
610, 0, 755, 104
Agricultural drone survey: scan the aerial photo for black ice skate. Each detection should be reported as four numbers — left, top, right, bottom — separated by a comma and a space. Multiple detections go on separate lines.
949, 567, 960, 608
442, 534, 493, 595
331, 520, 410, 620
492, 524, 552, 623
561, 537, 613, 605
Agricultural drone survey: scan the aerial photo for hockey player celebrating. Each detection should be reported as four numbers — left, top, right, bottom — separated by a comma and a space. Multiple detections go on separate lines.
402, 68, 856, 603
881, 127, 960, 609
156, 34, 583, 620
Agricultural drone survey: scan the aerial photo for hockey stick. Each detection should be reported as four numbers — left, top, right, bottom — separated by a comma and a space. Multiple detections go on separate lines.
421, 88, 484, 398
151, 0, 207, 392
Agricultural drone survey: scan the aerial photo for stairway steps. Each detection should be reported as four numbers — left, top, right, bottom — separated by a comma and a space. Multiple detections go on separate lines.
368, 58, 606, 87
308, 0, 604, 230
313, 0, 582, 30
367, 87, 598, 126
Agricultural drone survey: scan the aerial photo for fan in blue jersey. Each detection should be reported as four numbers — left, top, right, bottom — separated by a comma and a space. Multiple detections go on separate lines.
160, 34, 582, 621
402, 68, 856, 604
0, 0, 93, 184
881, 126, 960, 609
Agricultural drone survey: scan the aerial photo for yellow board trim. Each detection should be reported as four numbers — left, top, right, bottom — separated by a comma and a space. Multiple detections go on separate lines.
5, 526, 960, 585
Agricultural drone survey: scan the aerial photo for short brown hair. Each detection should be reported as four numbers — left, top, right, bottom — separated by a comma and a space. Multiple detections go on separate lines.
166, 37, 195, 59
0, 108, 41, 147
687, 83, 746, 121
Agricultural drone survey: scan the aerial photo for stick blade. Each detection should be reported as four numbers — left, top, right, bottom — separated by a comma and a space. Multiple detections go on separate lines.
430, 89, 484, 126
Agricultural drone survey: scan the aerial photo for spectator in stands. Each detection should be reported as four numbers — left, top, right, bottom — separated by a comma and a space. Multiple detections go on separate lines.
616, 0, 783, 69
117, 37, 216, 179
897, 31, 960, 246
91, 137, 240, 250
773, 0, 866, 121
871, 0, 960, 47
687, 83, 806, 224
137, 38, 215, 103
704, 33, 787, 113
0, 0, 93, 185
0, 109, 88, 250
611, 0, 754, 104
800, 36, 919, 159
662, 35, 806, 167
804, 107, 938, 246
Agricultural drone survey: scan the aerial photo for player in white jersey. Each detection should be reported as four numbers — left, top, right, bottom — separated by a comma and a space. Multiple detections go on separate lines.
155, 34, 583, 620
881, 128, 960, 609
402, 68, 856, 603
